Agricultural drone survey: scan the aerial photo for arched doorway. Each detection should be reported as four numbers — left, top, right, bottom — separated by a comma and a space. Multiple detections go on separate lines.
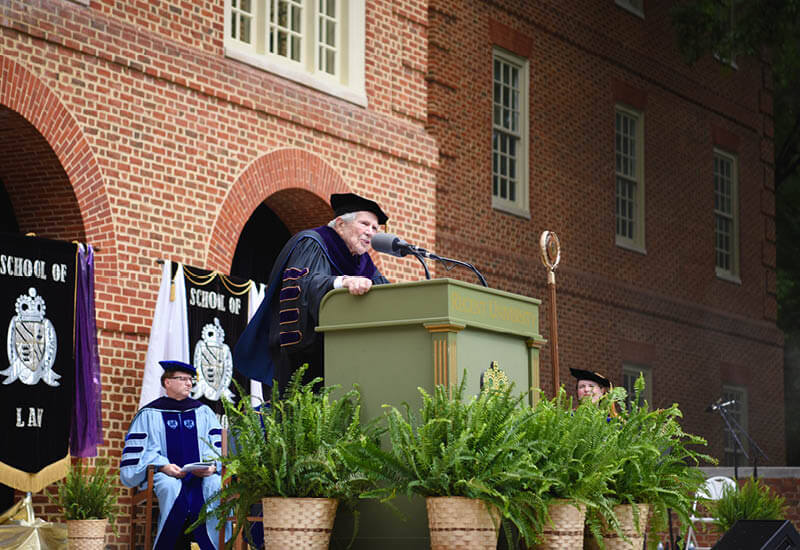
230, 203, 291, 284
0, 106, 84, 240
230, 187, 338, 284
208, 148, 356, 276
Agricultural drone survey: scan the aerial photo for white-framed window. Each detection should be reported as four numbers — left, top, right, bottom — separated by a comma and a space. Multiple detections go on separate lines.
615, 0, 644, 18
714, 149, 740, 282
622, 363, 652, 410
615, 105, 645, 251
492, 48, 530, 218
720, 385, 748, 467
224, 0, 366, 106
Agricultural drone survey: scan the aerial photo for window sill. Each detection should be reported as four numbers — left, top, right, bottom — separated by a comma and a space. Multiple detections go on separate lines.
715, 268, 741, 285
492, 200, 531, 220
615, 238, 646, 255
224, 46, 368, 108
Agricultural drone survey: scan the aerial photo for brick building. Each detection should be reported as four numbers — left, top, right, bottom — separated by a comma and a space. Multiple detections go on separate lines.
0, 0, 783, 547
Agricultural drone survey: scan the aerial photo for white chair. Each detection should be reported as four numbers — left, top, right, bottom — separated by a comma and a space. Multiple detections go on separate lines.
684, 475, 737, 550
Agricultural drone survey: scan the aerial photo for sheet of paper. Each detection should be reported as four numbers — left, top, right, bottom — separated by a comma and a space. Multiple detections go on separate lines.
180, 461, 214, 473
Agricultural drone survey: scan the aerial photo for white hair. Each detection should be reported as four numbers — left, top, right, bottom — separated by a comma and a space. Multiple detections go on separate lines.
328, 211, 357, 227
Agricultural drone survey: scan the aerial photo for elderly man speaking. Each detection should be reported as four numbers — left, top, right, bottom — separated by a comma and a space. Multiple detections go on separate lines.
234, 192, 389, 394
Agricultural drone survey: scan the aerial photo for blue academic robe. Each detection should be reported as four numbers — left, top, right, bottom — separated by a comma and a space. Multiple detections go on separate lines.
120, 397, 226, 550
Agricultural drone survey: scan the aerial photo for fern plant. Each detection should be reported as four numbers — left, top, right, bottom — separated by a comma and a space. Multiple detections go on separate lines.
522, 386, 623, 545
49, 459, 118, 533
588, 375, 714, 548
197, 365, 370, 547
344, 374, 552, 546
707, 477, 786, 533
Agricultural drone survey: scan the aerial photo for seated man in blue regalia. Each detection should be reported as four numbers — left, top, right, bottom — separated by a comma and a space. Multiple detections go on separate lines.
121, 360, 226, 550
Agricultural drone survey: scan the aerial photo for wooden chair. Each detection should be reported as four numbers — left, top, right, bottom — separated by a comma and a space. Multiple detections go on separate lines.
129, 464, 159, 550
129, 430, 232, 550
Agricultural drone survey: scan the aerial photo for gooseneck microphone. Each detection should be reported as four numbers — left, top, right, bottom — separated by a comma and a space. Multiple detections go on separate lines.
371, 233, 427, 258
370, 232, 488, 287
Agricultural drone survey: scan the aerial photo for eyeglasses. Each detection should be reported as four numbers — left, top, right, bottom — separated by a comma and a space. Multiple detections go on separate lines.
167, 376, 196, 385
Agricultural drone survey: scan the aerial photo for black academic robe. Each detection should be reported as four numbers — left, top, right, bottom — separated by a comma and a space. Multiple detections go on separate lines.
233, 227, 387, 393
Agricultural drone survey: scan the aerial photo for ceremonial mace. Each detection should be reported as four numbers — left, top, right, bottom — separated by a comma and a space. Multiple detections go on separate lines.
539, 231, 561, 398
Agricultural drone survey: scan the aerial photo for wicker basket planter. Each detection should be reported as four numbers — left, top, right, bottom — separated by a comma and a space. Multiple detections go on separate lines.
261, 497, 338, 550
426, 496, 501, 550
531, 499, 586, 549
66, 518, 108, 550
585, 503, 650, 550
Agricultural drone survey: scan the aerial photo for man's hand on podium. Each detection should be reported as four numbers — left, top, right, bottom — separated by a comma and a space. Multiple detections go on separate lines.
342, 276, 373, 296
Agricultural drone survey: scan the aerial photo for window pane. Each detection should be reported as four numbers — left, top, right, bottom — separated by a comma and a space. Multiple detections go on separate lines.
492, 54, 524, 205
291, 35, 301, 61
616, 176, 636, 239
278, 1, 288, 26
231, 0, 253, 43
326, 19, 336, 46
277, 30, 287, 55
714, 153, 737, 272
325, 49, 335, 74
240, 15, 251, 43
291, 5, 302, 32
615, 109, 642, 242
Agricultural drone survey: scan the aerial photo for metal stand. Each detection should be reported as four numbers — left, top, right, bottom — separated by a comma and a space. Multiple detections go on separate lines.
408, 249, 488, 287
715, 402, 768, 479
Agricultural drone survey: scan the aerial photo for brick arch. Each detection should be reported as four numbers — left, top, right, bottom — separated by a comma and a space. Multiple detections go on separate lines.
0, 56, 118, 293
208, 148, 385, 273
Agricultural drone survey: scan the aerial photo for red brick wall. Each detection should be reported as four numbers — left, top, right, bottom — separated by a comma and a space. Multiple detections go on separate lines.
0, 0, 783, 548
428, 0, 782, 462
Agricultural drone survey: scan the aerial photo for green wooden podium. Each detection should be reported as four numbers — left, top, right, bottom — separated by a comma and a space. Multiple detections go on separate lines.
317, 278, 545, 549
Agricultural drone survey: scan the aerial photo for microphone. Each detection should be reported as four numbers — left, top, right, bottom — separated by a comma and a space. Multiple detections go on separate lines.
371, 233, 427, 258
705, 399, 736, 412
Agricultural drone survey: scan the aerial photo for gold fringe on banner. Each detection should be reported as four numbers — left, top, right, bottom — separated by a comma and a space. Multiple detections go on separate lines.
0, 455, 70, 493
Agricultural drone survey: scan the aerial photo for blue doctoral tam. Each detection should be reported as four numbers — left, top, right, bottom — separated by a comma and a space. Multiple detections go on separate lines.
159, 360, 196, 376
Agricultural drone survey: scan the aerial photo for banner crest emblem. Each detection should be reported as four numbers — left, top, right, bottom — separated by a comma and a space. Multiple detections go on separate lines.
192, 317, 234, 402
1, 288, 59, 386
